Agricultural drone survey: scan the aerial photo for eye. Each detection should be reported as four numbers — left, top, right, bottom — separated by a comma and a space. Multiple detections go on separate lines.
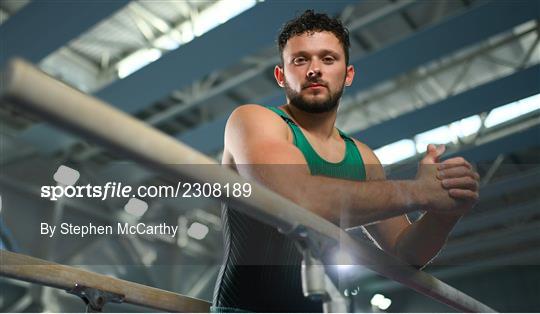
293, 57, 307, 65
322, 56, 335, 63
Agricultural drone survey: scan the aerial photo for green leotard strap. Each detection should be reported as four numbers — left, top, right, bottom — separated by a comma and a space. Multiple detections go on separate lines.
267, 106, 366, 181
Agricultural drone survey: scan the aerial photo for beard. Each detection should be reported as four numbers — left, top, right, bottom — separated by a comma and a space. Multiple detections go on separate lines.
284, 77, 345, 114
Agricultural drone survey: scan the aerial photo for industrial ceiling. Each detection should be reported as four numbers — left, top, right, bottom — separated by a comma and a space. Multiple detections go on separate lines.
0, 0, 539, 312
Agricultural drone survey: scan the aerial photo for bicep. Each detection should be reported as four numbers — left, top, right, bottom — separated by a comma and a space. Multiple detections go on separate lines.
225, 105, 311, 196
356, 141, 411, 254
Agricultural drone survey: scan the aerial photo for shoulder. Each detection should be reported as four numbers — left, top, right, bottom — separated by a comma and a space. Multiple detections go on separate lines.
223, 105, 303, 165
229, 104, 286, 124
225, 104, 291, 141
350, 137, 386, 180
350, 138, 381, 164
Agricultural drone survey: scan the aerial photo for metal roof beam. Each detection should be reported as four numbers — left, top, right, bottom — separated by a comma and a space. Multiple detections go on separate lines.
177, 64, 540, 155
0, 1, 128, 66
353, 64, 540, 148
346, 0, 539, 93
451, 199, 540, 237
94, 1, 358, 113
174, 0, 539, 154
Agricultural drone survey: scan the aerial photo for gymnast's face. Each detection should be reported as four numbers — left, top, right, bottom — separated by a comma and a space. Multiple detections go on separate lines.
275, 31, 354, 113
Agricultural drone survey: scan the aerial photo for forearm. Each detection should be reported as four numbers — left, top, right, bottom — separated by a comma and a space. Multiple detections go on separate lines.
394, 212, 461, 267
239, 165, 424, 227
319, 178, 422, 227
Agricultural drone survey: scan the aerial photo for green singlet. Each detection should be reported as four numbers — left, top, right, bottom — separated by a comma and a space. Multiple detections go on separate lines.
212, 106, 366, 313
267, 106, 366, 181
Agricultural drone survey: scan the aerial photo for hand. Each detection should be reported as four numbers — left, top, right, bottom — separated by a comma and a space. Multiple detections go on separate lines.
437, 155, 480, 215
415, 144, 479, 215
415, 144, 454, 213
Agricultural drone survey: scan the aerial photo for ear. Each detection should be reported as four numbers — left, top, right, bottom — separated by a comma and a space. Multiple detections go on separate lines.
274, 65, 285, 88
344, 65, 355, 87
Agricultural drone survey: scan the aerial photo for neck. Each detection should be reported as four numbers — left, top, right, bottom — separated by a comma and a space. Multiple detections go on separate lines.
282, 103, 338, 140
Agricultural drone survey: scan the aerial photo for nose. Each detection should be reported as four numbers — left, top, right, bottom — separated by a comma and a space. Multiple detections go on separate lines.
307, 61, 321, 79
307, 68, 320, 78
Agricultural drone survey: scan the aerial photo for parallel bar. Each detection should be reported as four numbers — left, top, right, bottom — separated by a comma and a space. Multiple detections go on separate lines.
0, 59, 496, 313
0, 250, 210, 312
368, 249, 540, 292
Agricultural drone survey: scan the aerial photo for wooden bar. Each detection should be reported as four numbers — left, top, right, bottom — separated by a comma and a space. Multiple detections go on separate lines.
0, 250, 210, 312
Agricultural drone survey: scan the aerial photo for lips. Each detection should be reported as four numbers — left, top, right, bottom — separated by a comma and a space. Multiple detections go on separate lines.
304, 82, 326, 89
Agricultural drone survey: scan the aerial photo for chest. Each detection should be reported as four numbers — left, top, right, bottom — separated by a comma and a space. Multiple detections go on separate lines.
296, 129, 346, 163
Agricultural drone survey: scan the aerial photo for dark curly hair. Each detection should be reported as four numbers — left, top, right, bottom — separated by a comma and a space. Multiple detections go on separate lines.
277, 10, 350, 65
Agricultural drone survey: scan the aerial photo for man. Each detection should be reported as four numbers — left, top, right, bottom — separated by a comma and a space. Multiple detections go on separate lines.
212, 10, 479, 313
